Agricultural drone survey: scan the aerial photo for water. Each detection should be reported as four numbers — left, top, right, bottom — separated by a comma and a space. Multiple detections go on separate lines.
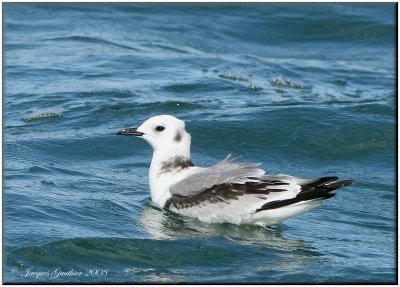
4, 3, 396, 284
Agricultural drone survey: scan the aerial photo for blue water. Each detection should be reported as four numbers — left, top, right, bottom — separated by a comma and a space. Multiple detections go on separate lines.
4, 3, 396, 284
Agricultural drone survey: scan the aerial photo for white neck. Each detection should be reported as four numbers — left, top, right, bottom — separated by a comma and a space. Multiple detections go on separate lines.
148, 133, 192, 207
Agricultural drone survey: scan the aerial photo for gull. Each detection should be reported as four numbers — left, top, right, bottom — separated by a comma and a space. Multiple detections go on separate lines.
117, 115, 355, 226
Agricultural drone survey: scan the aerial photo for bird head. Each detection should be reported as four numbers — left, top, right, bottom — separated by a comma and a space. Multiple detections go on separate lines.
117, 115, 192, 158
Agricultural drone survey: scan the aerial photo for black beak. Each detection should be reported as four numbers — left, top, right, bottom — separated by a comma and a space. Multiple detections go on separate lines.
116, 127, 144, 136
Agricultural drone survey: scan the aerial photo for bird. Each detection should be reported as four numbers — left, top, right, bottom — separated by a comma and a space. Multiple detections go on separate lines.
117, 115, 355, 226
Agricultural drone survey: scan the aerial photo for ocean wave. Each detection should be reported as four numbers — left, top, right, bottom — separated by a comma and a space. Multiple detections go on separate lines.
22, 108, 64, 122
42, 35, 140, 52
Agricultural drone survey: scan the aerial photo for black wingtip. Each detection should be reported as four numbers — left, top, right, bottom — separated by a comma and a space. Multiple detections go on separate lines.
256, 178, 356, 213
309, 176, 338, 187
325, 179, 356, 190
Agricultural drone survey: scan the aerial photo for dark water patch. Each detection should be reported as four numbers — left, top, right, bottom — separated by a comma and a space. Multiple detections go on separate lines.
74, 90, 140, 100
5, 173, 40, 182
343, 91, 362, 98
161, 82, 194, 93
28, 166, 53, 174
163, 82, 220, 93
324, 97, 391, 106
5, 43, 44, 51
48, 166, 95, 178
42, 35, 141, 52
82, 72, 114, 79
5, 18, 66, 34
6, 66, 84, 80
333, 78, 348, 86
162, 76, 252, 96
346, 103, 395, 117
247, 101, 308, 108
145, 42, 190, 54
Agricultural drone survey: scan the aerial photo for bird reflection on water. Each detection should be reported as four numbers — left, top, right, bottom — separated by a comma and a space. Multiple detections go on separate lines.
140, 204, 322, 253
134, 205, 326, 282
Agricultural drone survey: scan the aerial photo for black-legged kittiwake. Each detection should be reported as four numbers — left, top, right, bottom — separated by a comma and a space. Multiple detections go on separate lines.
117, 115, 355, 226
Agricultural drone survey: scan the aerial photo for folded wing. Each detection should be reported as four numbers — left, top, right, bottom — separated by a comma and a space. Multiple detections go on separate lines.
169, 155, 265, 196
166, 156, 355, 215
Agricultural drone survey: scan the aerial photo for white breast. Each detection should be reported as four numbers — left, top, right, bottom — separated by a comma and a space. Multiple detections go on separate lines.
149, 165, 203, 208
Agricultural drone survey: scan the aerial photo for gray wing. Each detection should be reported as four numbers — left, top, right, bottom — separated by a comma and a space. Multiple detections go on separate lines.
169, 155, 266, 196
166, 173, 354, 212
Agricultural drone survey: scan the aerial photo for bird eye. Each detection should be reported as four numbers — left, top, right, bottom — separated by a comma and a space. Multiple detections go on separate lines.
155, 125, 165, 132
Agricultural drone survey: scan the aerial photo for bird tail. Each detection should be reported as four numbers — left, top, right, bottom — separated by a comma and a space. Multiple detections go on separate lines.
255, 177, 355, 212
